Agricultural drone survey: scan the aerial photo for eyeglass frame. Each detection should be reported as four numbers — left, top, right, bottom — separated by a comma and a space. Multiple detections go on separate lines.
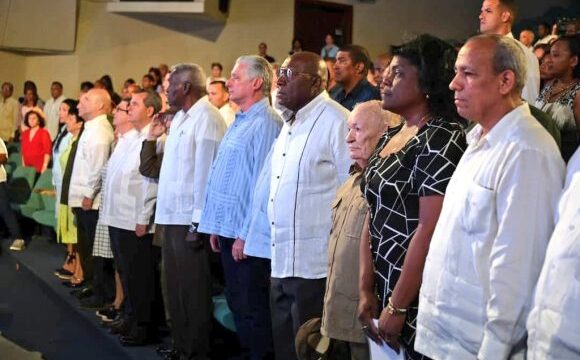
277, 67, 320, 82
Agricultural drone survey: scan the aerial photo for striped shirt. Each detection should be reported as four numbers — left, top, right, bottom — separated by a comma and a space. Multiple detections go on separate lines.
199, 97, 282, 239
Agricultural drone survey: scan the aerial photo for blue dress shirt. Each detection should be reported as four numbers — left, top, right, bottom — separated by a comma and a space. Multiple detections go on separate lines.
199, 97, 282, 240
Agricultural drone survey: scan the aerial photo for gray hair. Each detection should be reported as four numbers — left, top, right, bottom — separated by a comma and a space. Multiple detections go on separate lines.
235, 55, 273, 96
471, 34, 527, 94
134, 89, 162, 115
170, 63, 207, 96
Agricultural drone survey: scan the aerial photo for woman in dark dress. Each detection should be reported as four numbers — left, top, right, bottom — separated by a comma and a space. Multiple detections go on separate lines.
358, 34, 467, 359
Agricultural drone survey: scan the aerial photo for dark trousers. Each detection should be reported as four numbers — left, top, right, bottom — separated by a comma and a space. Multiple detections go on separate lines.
108, 226, 131, 315
270, 277, 326, 360
110, 226, 159, 329
219, 236, 274, 360
73, 208, 98, 283
92, 256, 115, 304
0, 181, 22, 240
161, 225, 212, 359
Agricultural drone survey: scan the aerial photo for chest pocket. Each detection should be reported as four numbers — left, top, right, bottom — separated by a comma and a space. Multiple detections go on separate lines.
460, 182, 496, 236
346, 198, 368, 239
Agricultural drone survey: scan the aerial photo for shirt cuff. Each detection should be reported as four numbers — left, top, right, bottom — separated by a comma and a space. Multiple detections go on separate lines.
191, 209, 202, 224
80, 186, 96, 200
478, 332, 511, 360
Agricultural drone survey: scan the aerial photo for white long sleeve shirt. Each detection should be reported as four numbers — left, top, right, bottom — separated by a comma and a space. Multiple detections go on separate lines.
526, 148, 580, 360
155, 97, 226, 226
68, 114, 114, 209
268, 91, 351, 279
100, 125, 158, 231
415, 104, 565, 360
43, 95, 65, 139
507, 32, 540, 104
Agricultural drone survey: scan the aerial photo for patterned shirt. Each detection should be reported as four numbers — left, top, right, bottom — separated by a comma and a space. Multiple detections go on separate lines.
199, 98, 282, 239
362, 117, 467, 359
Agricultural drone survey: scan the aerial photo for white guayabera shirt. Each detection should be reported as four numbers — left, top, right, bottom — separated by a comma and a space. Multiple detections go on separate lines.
268, 91, 351, 279
415, 104, 565, 360
155, 97, 226, 226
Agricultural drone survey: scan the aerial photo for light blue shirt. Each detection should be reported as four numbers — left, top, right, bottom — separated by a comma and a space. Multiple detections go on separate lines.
243, 147, 273, 259
199, 97, 282, 240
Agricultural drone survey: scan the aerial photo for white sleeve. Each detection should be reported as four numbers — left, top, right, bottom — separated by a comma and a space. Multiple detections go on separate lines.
478, 149, 564, 360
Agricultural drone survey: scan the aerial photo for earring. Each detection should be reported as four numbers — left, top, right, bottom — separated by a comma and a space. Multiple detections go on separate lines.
425, 94, 430, 99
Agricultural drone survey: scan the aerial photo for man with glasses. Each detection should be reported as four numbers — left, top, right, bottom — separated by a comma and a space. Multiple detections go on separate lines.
269, 51, 351, 360
154, 64, 226, 360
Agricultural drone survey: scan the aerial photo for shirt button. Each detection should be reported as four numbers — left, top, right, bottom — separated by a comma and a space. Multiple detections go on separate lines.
282, 153, 286, 156
271, 221, 274, 225
276, 176, 280, 179
288, 131, 292, 135
272, 243, 275, 247
270, 198, 273, 202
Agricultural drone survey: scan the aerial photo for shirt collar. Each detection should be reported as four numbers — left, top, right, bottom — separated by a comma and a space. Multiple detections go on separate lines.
85, 114, 108, 128
235, 97, 269, 121
185, 96, 210, 119
342, 78, 370, 97
467, 103, 529, 147
295, 91, 329, 125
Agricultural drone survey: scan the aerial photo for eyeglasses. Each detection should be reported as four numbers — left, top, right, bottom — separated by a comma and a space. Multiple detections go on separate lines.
277, 68, 318, 82
114, 106, 129, 114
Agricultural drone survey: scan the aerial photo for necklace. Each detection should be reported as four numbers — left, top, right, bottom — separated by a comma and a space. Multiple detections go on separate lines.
379, 113, 430, 159
547, 79, 579, 102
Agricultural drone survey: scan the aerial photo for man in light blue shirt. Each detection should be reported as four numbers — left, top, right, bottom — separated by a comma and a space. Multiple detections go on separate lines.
199, 55, 282, 360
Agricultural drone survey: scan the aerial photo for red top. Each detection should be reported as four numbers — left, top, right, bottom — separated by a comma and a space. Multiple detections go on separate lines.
21, 127, 52, 173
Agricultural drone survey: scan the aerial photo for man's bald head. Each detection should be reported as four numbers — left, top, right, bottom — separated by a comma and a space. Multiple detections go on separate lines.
276, 51, 327, 112
79, 88, 112, 120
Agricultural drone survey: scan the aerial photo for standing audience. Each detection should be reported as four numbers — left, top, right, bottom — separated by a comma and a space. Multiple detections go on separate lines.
535, 34, 580, 162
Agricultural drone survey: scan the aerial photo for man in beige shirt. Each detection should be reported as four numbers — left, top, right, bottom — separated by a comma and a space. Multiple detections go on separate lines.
0, 82, 19, 141
321, 101, 400, 359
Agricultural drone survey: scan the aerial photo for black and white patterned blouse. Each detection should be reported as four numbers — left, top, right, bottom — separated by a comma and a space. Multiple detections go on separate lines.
361, 117, 467, 360
535, 81, 580, 162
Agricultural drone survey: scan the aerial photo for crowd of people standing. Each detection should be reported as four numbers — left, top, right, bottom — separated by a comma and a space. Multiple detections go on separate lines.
0, 1, 579, 359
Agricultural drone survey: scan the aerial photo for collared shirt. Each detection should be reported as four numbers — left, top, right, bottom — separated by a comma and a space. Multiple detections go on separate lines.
415, 104, 565, 360
101, 124, 158, 231
0, 97, 19, 141
219, 102, 237, 127
526, 148, 580, 359
155, 97, 226, 226
329, 78, 380, 111
321, 44, 339, 59
321, 169, 368, 343
268, 91, 351, 279
43, 95, 65, 139
243, 147, 274, 259
0, 138, 7, 183
199, 98, 282, 239
507, 32, 540, 104
68, 114, 114, 209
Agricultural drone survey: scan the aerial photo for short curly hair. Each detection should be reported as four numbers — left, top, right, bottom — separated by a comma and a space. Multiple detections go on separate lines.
391, 34, 463, 125
24, 110, 46, 128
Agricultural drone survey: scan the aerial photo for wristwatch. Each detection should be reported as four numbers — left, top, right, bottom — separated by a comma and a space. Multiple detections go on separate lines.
188, 222, 199, 234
